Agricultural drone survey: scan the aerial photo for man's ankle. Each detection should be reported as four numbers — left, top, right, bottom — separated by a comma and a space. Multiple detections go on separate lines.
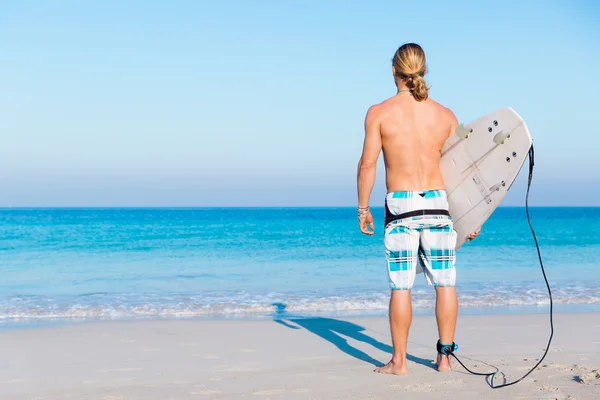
390, 355, 406, 364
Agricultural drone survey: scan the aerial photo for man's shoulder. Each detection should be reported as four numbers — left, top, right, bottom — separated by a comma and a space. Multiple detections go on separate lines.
364, 98, 390, 122
366, 96, 398, 117
368, 97, 392, 111
428, 98, 458, 124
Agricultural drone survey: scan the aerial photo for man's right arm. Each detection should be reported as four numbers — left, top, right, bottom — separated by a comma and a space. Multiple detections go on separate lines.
357, 105, 382, 210
356, 105, 381, 236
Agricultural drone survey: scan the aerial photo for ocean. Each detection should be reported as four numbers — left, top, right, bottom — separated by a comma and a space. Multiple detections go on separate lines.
1, 207, 599, 328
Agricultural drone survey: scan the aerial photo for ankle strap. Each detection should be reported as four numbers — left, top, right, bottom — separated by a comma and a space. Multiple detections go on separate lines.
437, 340, 458, 355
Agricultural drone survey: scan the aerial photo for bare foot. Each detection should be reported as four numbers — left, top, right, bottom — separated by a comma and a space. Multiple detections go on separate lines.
374, 360, 408, 375
436, 353, 453, 372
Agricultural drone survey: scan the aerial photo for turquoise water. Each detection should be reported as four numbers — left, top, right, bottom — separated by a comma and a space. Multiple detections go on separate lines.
0, 207, 599, 324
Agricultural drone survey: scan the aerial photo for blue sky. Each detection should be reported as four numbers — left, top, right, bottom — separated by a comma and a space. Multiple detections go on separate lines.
1, 0, 598, 207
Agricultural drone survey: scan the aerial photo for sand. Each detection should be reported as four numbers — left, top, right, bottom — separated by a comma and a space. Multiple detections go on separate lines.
1, 312, 599, 399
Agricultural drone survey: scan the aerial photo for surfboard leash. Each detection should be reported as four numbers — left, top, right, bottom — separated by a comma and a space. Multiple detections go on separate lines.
446, 144, 555, 389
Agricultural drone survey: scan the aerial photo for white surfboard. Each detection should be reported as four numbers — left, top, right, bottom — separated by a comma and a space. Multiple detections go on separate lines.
416, 107, 532, 274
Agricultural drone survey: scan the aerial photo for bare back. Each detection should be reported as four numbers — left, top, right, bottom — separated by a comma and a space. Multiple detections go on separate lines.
374, 95, 457, 192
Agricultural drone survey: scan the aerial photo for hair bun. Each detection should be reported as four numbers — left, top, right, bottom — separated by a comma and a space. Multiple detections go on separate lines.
392, 44, 429, 101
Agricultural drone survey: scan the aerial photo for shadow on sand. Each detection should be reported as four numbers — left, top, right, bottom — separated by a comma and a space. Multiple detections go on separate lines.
271, 302, 435, 369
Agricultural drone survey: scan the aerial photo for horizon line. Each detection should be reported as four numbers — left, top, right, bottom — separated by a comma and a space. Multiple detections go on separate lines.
0, 205, 598, 210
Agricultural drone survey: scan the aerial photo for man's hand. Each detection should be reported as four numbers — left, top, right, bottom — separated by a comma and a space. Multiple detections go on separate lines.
358, 210, 374, 236
466, 227, 481, 241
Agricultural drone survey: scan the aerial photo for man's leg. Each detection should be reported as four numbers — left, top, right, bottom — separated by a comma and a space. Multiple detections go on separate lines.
435, 286, 458, 371
375, 290, 412, 375
377, 224, 418, 375
419, 220, 458, 372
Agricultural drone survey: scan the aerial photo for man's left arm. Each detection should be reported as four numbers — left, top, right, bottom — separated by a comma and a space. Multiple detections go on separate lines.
446, 107, 481, 242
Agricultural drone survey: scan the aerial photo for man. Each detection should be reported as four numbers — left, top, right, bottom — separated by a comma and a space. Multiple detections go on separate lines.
356, 43, 480, 375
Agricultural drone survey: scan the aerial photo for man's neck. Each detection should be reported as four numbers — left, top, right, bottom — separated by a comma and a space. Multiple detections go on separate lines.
396, 84, 410, 94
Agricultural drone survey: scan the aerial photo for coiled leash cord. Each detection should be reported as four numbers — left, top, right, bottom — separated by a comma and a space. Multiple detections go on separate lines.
443, 145, 554, 389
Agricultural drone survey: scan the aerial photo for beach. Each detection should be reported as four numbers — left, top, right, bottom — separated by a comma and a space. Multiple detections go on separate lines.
1, 313, 599, 399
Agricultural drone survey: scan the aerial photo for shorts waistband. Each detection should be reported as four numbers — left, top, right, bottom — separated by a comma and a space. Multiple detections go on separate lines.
385, 190, 447, 200
384, 190, 450, 228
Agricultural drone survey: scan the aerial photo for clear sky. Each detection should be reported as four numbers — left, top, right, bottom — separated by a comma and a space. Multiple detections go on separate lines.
1, 0, 599, 207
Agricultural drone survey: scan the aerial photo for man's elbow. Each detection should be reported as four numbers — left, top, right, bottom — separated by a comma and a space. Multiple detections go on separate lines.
358, 159, 377, 171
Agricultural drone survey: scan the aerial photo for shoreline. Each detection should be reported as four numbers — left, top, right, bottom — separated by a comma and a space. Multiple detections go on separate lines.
3, 303, 600, 332
1, 312, 598, 399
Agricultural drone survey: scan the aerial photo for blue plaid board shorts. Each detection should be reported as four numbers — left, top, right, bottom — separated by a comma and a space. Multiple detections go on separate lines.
384, 190, 457, 290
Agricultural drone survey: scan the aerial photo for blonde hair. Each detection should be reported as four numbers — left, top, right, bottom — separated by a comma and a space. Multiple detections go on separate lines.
392, 43, 429, 101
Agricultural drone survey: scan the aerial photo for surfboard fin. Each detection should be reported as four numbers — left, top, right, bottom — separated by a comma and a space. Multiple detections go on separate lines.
489, 183, 502, 192
493, 132, 510, 145
455, 124, 471, 139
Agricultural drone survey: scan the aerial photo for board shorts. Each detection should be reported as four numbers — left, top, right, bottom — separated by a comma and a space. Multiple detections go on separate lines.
384, 190, 457, 290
